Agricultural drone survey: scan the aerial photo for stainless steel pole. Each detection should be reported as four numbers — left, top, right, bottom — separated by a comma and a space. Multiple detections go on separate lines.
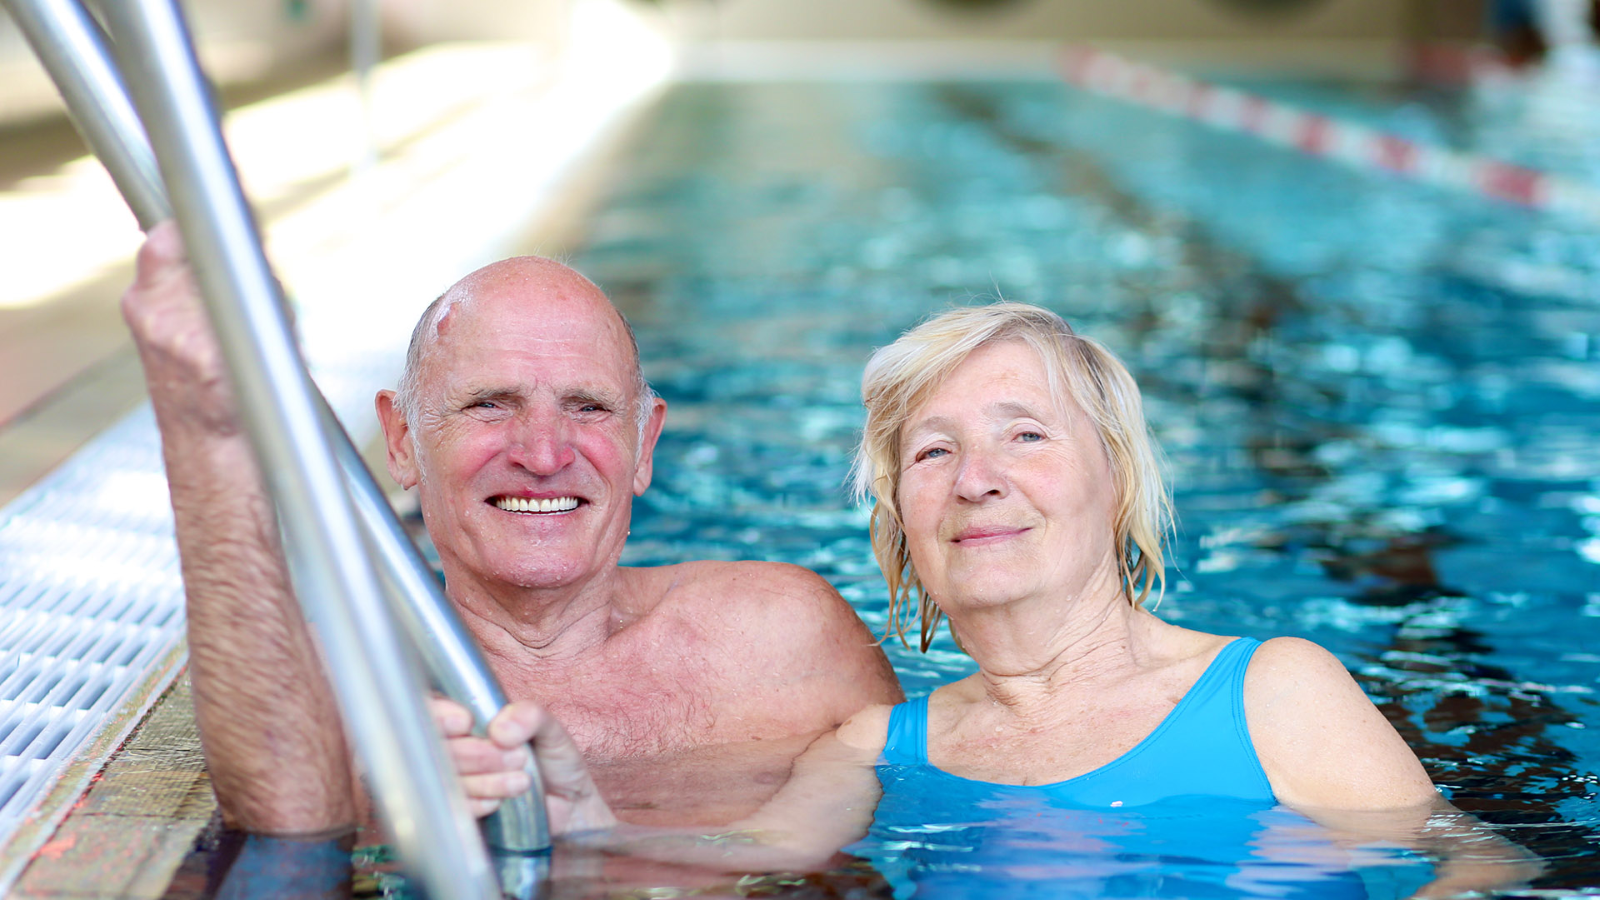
3, 0, 166, 227
324, 407, 551, 854
5, 0, 549, 857
349, 0, 380, 171
89, 1, 502, 897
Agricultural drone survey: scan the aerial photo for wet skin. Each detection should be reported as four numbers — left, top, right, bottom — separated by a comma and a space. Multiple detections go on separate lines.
379, 259, 664, 607
897, 339, 1122, 617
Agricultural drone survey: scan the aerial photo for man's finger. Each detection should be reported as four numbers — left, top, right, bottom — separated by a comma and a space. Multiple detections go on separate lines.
524, 706, 611, 813
461, 771, 532, 800
469, 798, 500, 819
427, 696, 475, 737
484, 702, 544, 750
447, 737, 525, 776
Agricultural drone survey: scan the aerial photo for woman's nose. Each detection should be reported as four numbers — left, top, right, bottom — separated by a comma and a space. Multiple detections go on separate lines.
508, 418, 576, 475
953, 446, 1007, 501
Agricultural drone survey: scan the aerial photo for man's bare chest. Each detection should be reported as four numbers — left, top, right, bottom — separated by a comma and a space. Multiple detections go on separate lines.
494, 645, 728, 758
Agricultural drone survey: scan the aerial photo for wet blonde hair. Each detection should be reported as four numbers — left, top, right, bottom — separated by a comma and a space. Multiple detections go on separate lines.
851, 302, 1172, 651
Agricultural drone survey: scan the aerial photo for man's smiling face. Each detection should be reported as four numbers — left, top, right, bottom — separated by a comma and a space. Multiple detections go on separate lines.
381, 259, 663, 597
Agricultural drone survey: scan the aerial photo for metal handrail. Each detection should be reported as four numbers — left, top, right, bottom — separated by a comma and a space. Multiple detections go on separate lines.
4, 0, 548, 861
94, 0, 504, 892
327, 410, 551, 855
349, 0, 380, 171
2, 0, 166, 230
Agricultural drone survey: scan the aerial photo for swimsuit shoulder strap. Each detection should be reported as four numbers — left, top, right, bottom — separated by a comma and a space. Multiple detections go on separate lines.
1125, 635, 1272, 798
880, 695, 930, 765
1040, 636, 1274, 807
1158, 636, 1262, 742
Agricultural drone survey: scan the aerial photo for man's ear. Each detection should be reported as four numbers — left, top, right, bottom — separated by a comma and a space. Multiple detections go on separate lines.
632, 396, 668, 496
375, 390, 419, 490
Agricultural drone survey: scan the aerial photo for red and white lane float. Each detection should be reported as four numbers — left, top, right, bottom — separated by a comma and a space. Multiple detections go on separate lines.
1058, 45, 1600, 225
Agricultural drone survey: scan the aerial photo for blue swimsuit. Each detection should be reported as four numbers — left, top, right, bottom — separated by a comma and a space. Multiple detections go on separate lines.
852, 638, 1411, 898
879, 636, 1275, 807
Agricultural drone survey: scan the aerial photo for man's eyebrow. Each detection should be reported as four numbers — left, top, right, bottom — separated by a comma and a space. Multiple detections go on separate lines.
565, 388, 627, 408
454, 384, 528, 405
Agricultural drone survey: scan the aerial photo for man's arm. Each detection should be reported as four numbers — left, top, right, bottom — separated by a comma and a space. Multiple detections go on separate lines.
124, 222, 356, 833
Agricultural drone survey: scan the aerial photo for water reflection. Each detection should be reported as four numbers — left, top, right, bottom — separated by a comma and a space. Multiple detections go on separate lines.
853, 789, 1431, 900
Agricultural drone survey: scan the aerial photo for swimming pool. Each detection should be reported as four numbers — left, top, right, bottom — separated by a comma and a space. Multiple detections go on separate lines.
340, 73, 1600, 897
583, 75, 1600, 893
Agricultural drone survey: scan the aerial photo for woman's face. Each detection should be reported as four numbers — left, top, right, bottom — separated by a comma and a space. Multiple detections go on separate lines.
897, 340, 1120, 613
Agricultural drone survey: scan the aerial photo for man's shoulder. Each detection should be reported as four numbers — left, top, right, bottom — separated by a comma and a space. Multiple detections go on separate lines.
618, 561, 904, 719
621, 559, 881, 651
627, 559, 843, 613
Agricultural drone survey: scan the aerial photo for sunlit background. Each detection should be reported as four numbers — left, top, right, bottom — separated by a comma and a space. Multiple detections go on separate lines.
2, 0, 1596, 492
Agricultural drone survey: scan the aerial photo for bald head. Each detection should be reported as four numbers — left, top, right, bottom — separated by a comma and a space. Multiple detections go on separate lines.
394, 256, 654, 434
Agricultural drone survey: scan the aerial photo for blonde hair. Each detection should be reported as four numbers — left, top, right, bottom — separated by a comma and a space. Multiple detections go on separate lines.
851, 302, 1172, 652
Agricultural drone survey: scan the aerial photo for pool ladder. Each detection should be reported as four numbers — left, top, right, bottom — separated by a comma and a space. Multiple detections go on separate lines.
3, 0, 551, 896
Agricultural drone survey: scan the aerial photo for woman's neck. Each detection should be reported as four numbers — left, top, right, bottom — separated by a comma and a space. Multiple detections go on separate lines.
952, 568, 1156, 720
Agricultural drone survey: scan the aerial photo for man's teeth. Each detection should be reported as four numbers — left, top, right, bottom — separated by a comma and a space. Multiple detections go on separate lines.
494, 496, 580, 514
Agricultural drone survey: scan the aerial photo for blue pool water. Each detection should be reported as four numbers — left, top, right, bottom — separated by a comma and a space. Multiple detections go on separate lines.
857, 780, 1431, 899
348, 76, 1600, 897
593, 78, 1600, 895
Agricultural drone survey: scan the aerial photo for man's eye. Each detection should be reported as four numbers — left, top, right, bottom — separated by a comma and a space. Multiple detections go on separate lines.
1017, 431, 1043, 442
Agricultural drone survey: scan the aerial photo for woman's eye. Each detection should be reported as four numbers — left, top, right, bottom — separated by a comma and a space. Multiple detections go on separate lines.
1017, 431, 1043, 442
919, 447, 949, 461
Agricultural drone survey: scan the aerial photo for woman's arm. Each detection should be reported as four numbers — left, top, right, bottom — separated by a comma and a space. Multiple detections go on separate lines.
1245, 637, 1542, 895
1245, 637, 1435, 810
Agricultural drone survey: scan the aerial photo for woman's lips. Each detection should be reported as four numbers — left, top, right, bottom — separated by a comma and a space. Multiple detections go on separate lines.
951, 526, 1028, 544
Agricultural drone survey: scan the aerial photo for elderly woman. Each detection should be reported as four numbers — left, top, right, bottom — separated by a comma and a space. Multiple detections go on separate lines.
443, 302, 1531, 894
839, 301, 1431, 809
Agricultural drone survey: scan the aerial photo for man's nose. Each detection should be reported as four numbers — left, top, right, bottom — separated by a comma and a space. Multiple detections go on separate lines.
953, 445, 1007, 502
507, 416, 577, 475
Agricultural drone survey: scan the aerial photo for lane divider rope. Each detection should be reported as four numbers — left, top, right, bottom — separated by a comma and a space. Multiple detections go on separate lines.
1058, 45, 1600, 225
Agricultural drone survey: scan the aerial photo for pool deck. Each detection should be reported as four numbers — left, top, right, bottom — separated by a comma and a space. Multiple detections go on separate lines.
12, 678, 214, 900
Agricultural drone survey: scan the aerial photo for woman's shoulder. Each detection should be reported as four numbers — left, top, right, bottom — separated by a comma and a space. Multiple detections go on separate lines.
1136, 623, 1330, 678
1242, 636, 1437, 809
1242, 636, 1376, 726
1243, 636, 1357, 692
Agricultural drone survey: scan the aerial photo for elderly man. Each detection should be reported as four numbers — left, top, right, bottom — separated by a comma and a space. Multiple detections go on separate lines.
123, 222, 901, 835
